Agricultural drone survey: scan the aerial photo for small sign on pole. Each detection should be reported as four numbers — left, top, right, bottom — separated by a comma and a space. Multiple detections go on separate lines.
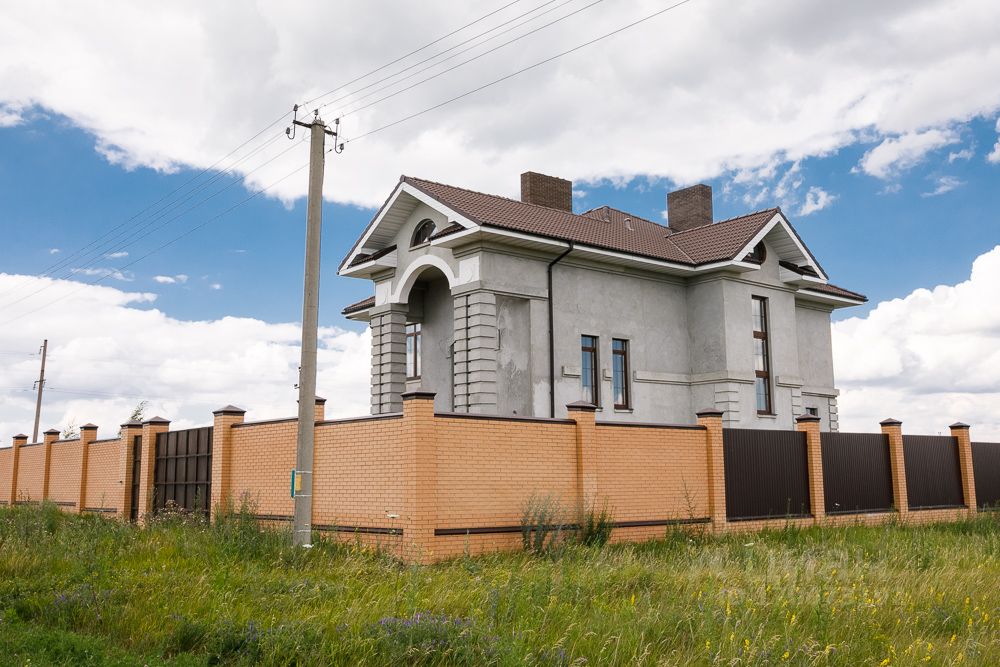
290, 469, 302, 498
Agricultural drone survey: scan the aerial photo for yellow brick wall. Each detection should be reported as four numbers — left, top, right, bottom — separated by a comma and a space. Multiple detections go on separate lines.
594, 424, 710, 523
47, 440, 83, 509
15, 445, 45, 502
0, 448, 11, 503
86, 439, 123, 512
228, 420, 297, 518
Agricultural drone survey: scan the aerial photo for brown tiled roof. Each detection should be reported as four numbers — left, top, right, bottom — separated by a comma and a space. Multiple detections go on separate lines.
668, 209, 779, 265
348, 244, 396, 267
801, 283, 868, 302
342, 295, 375, 315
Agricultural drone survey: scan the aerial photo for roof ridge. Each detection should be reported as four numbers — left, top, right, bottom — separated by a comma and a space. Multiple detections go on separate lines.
667, 207, 780, 237
404, 175, 588, 218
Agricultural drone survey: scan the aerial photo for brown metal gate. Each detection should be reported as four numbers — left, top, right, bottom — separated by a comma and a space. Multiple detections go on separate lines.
129, 435, 142, 522
153, 427, 212, 516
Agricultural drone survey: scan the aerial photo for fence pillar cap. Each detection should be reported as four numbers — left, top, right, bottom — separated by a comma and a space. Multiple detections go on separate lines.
566, 400, 597, 412
120, 420, 143, 428
795, 414, 821, 423
879, 418, 902, 427
401, 390, 436, 400
212, 405, 246, 416
949, 421, 970, 430
315, 396, 327, 405
80, 423, 98, 431
696, 408, 724, 418
143, 416, 170, 425
13, 433, 28, 440
43, 428, 61, 436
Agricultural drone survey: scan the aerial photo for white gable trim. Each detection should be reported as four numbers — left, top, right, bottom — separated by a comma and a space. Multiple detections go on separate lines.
337, 181, 478, 275
735, 211, 828, 281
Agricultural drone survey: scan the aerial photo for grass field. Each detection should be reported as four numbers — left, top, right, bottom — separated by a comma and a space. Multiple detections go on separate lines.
1, 504, 999, 665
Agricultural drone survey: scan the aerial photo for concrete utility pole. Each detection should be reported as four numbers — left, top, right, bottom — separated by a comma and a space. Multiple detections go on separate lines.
291, 111, 339, 547
32, 339, 48, 443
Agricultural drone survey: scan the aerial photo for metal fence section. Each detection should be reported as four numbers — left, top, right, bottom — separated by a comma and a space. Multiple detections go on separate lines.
723, 428, 810, 521
972, 442, 1000, 510
902, 435, 964, 510
820, 432, 894, 514
153, 427, 212, 515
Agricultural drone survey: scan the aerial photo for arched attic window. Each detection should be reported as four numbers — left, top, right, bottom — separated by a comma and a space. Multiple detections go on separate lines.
743, 241, 767, 264
411, 219, 436, 247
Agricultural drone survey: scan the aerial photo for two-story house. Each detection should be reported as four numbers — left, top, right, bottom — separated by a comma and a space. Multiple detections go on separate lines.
339, 172, 866, 431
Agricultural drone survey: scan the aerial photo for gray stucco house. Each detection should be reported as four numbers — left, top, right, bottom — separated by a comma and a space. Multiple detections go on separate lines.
339, 172, 866, 431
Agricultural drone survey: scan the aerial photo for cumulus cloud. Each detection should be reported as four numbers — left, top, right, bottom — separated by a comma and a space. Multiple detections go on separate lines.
921, 175, 963, 197
209, 283, 222, 290
988, 118, 1000, 163
1, 1, 999, 207
105, 251, 128, 259
798, 186, 837, 215
48, 248, 60, 255
0, 274, 370, 441
856, 128, 960, 179
153, 274, 188, 285
833, 246, 1000, 438
948, 146, 974, 162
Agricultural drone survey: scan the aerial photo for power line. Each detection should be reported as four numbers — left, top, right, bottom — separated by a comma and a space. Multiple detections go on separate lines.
298, 0, 528, 110
349, 0, 697, 142
313, 0, 568, 116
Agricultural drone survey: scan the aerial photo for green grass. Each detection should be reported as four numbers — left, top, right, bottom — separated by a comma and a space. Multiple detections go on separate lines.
1, 504, 999, 665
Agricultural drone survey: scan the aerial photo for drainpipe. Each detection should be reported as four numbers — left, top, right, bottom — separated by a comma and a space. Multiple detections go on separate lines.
548, 242, 574, 418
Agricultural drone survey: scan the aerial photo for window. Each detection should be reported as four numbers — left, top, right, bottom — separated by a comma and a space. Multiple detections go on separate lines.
581, 335, 599, 406
805, 407, 819, 417
406, 323, 421, 379
752, 296, 773, 415
612, 339, 630, 409
411, 219, 436, 247
744, 241, 767, 263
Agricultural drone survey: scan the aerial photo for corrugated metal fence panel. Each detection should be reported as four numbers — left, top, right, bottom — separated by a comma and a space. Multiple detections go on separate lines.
972, 442, 1000, 510
153, 426, 212, 515
723, 428, 810, 521
902, 435, 964, 510
820, 432, 894, 514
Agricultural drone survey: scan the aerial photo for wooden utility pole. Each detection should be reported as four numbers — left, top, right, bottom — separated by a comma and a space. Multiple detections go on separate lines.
291, 110, 339, 548
32, 339, 48, 443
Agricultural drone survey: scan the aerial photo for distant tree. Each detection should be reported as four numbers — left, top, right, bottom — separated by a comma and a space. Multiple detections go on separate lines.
117, 400, 148, 437
62, 420, 79, 440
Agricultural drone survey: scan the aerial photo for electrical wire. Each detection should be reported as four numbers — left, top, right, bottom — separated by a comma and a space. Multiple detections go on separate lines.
349, 0, 697, 142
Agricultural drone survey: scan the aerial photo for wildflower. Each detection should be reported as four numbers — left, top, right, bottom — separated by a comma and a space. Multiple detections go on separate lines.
879, 658, 891, 666
705, 640, 711, 651
630, 593, 635, 606
949, 634, 957, 645
782, 650, 790, 661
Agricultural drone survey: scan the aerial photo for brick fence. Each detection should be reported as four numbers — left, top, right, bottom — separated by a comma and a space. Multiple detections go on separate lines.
1, 392, 998, 563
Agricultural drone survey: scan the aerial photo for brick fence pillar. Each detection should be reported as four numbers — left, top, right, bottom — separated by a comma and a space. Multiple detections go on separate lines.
697, 409, 727, 533
796, 414, 825, 523
567, 401, 598, 513
9, 434, 27, 504
211, 405, 246, 519
314, 396, 326, 422
41, 428, 59, 501
402, 390, 437, 563
138, 416, 170, 522
77, 423, 98, 513
881, 418, 908, 518
119, 421, 143, 520
950, 422, 977, 515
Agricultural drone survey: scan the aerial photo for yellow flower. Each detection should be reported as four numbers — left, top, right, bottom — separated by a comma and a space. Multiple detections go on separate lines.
782, 651, 790, 661
705, 640, 711, 651
949, 633, 957, 645
630, 593, 635, 606
880, 658, 891, 666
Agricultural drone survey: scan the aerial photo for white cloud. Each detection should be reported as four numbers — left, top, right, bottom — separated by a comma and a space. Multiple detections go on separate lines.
948, 146, 974, 162
209, 283, 222, 290
0, 1, 998, 207
988, 118, 1000, 164
71, 267, 133, 282
153, 274, 188, 285
48, 248, 60, 255
798, 186, 837, 215
833, 246, 1000, 438
0, 273, 370, 440
921, 175, 963, 197
105, 251, 128, 259
856, 128, 960, 179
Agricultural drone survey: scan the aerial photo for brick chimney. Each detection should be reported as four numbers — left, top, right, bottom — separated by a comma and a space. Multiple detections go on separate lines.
520, 171, 572, 212
667, 184, 713, 232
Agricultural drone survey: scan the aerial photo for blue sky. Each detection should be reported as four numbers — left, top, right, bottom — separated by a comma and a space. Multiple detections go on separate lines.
3, 113, 998, 330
